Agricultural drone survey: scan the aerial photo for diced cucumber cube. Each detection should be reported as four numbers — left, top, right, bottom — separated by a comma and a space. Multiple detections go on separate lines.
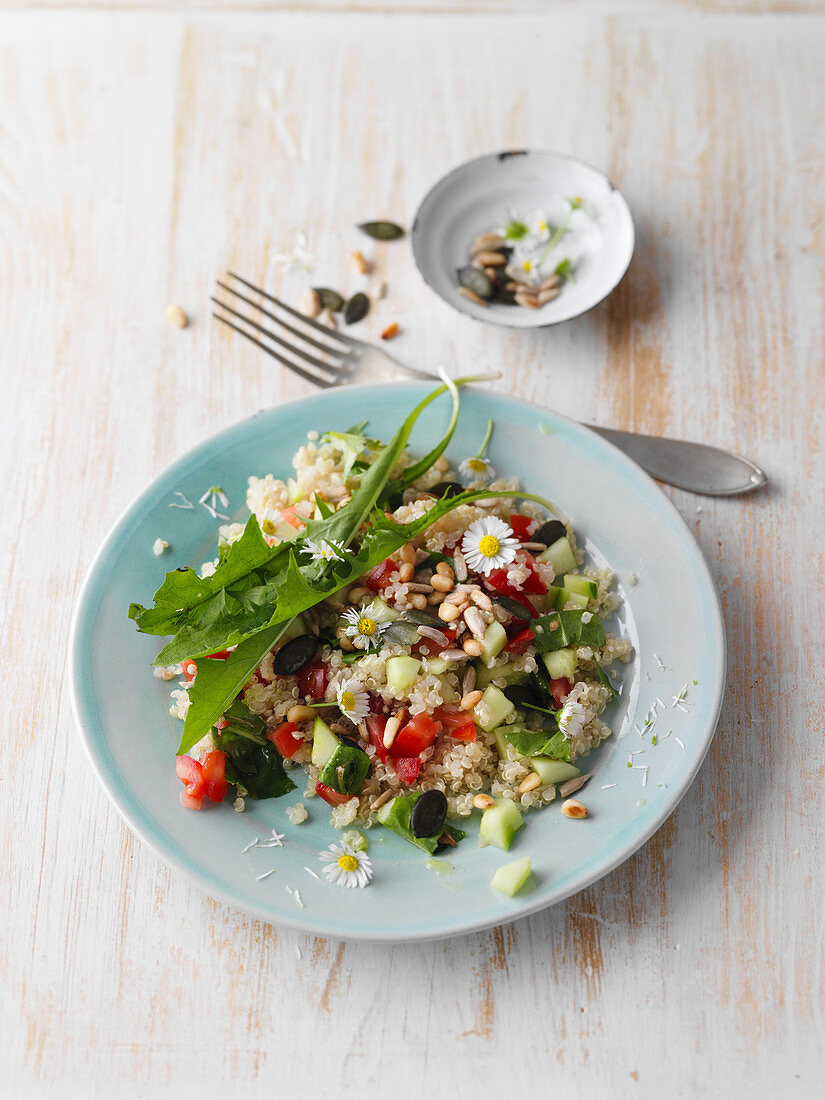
479, 798, 524, 850
544, 586, 562, 611
493, 726, 522, 762
311, 717, 340, 768
542, 648, 578, 680
423, 656, 448, 675
563, 574, 598, 599
538, 536, 577, 576
367, 597, 400, 621
386, 655, 422, 694
490, 856, 532, 897
479, 621, 508, 664
554, 587, 589, 610
475, 686, 515, 732
318, 743, 371, 795
530, 759, 580, 785
476, 661, 529, 690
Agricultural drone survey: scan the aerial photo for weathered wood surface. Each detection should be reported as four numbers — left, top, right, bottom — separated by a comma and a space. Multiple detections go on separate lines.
2, 8, 823, 1098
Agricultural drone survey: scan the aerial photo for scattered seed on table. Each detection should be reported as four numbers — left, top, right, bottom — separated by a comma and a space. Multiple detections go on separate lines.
561, 799, 589, 819
350, 249, 369, 274
314, 287, 345, 312
473, 793, 496, 810
299, 287, 321, 317
165, 303, 188, 328
381, 321, 400, 340
344, 292, 369, 324
358, 220, 405, 240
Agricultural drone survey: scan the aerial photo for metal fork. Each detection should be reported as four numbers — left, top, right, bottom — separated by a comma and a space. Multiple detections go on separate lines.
212, 273, 767, 495
211, 272, 437, 388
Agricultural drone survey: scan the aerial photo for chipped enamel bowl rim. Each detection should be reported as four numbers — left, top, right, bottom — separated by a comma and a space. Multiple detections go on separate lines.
411, 149, 635, 328
69, 383, 725, 942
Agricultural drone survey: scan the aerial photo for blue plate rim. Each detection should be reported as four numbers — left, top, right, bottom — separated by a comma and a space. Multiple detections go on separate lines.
69, 382, 725, 941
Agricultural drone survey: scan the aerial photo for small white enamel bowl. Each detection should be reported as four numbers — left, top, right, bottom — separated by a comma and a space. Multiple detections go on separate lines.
411, 149, 635, 328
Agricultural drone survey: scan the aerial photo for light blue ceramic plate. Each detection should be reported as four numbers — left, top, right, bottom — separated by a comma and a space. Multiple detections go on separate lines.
70, 384, 725, 942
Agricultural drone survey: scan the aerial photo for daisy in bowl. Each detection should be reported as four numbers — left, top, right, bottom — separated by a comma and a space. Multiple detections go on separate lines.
302, 537, 343, 563
319, 841, 373, 888
459, 418, 495, 481
341, 600, 393, 650
335, 677, 370, 723
461, 516, 520, 576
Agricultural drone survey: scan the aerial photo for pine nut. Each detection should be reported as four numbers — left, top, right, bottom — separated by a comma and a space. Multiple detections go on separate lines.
398, 562, 415, 583
299, 287, 321, 318
470, 233, 504, 254
538, 287, 561, 304
382, 710, 407, 749
469, 589, 493, 611
453, 550, 468, 582
459, 287, 489, 308
348, 585, 370, 602
318, 307, 337, 329
464, 606, 486, 638
462, 638, 483, 657
438, 602, 461, 623
473, 793, 495, 810
561, 798, 589, 819
460, 690, 483, 710
427, 591, 446, 606
539, 273, 561, 292
471, 257, 487, 271
483, 267, 498, 281
518, 772, 542, 793
286, 705, 315, 725
165, 303, 189, 328
515, 291, 541, 310
434, 455, 450, 473
410, 594, 428, 610
559, 774, 590, 798
435, 562, 454, 579
475, 250, 507, 267
350, 249, 369, 274
381, 322, 400, 341
504, 281, 522, 293
337, 627, 356, 652
399, 543, 416, 564
430, 574, 454, 592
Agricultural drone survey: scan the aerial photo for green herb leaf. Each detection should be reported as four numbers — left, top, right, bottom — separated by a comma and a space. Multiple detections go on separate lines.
554, 257, 574, 282
378, 794, 465, 854
593, 659, 621, 703
503, 219, 529, 241
532, 609, 606, 654
223, 741, 296, 800
319, 429, 377, 478
504, 727, 571, 761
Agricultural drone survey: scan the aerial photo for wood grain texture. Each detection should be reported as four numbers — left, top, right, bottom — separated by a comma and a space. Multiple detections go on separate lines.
1, 8, 823, 1098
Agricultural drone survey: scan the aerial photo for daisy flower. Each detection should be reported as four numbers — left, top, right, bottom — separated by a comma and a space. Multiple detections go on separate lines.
341, 600, 393, 650
558, 699, 588, 741
200, 486, 230, 521
302, 537, 343, 563
530, 210, 551, 241
335, 677, 369, 723
459, 418, 495, 481
258, 508, 283, 540
461, 516, 520, 576
319, 842, 373, 888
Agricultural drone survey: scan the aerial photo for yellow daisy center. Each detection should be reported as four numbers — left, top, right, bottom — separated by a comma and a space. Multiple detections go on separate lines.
467, 458, 486, 472
538, 221, 547, 232
522, 260, 532, 272
261, 519, 277, 535
478, 535, 501, 557
341, 691, 356, 711
338, 854, 358, 872
357, 617, 377, 637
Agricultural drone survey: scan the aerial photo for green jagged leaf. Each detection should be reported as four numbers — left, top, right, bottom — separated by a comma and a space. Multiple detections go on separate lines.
594, 659, 621, 703
532, 609, 606, 654
504, 727, 571, 761
377, 794, 466, 854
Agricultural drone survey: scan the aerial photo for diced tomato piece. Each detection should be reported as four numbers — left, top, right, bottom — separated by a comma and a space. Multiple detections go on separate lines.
449, 719, 477, 742
201, 750, 228, 802
413, 627, 456, 657
367, 691, 385, 714
204, 649, 232, 660
365, 714, 388, 763
364, 558, 397, 591
280, 507, 306, 530
432, 708, 470, 730
486, 571, 538, 616
176, 754, 205, 809
549, 677, 574, 707
509, 514, 538, 541
518, 553, 547, 595
297, 662, 329, 699
389, 712, 439, 758
315, 781, 353, 806
392, 757, 421, 785
505, 627, 536, 654
181, 659, 198, 683
269, 721, 303, 759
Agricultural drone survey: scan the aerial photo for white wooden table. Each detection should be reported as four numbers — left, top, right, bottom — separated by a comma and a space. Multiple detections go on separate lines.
3, 4, 823, 1096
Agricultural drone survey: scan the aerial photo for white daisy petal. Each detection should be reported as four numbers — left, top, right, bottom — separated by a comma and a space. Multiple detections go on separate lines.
258, 508, 283, 540
336, 677, 370, 722
558, 699, 587, 740
341, 599, 392, 650
460, 516, 520, 576
302, 537, 343, 563
458, 456, 495, 481
318, 842, 373, 888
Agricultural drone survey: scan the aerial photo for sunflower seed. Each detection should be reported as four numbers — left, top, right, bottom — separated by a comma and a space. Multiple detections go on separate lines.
453, 549, 468, 582
417, 624, 450, 646
165, 303, 188, 328
440, 649, 471, 662
515, 291, 542, 309
539, 273, 562, 292
470, 233, 505, 254
538, 286, 561, 304
299, 287, 321, 318
358, 220, 404, 240
459, 286, 489, 308
464, 606, 487, 638
344, 292, 370, 324
350, 249, 369, 274
457, 266, 494, 300
475, 250, 507, 267
314, 287, 345, 312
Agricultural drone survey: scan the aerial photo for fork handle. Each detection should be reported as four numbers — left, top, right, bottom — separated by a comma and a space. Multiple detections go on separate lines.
588, 425, 768, 496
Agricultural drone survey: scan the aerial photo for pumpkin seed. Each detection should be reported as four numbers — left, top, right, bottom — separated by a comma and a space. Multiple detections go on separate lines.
382, 621, 421, 647
410, 790, 448, 839
344, 291, 370, 324
402, 608, 445, 630
357, 220, 404, 241
534, 519, 567, 546
314, 287, 345, 312
272, 635, 319, 675
457, 266, 494, 300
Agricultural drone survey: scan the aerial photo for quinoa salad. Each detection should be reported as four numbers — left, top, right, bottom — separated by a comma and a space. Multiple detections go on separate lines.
130, 379, 632, 885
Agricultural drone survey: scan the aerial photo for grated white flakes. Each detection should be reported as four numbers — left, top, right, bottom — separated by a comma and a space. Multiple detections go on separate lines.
256, 870, 275, 881
295, 945, 302, 960
601, 783, 617, 789
153, 538, 169, 556
654, 654, 671, 672
286, 886, 305, 908
168, 492, 194, 509
304, 866, 320, 880
675, 737, 685, 749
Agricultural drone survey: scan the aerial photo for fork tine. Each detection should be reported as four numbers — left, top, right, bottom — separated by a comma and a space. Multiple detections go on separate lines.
212, 310, 337, 389
209, 296, 353, 379
226, 272, 362, 349
216, 280, 354, 363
